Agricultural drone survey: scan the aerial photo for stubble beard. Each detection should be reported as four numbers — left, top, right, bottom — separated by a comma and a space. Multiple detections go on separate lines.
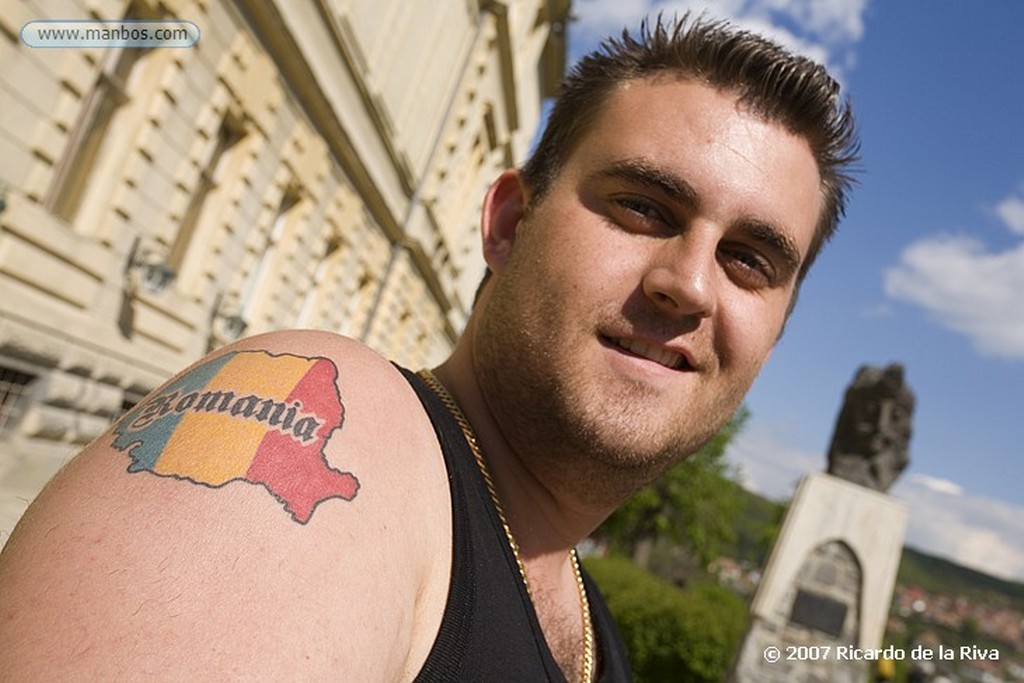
473, 270, 739, 504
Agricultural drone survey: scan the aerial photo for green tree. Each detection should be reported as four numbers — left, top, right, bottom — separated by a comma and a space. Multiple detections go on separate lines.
585, 555, 748, 683
598, 407, 748, 569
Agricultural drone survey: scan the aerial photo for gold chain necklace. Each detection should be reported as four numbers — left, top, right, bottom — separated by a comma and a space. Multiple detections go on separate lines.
417, 369, 595, 683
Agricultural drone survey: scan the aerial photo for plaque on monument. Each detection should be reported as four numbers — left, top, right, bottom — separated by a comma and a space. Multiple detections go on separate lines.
789, 589, 848, 638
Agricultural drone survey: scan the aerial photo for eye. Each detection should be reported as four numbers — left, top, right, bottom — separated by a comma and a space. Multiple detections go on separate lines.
718, 242, 775, 289
609, 196, 673, 234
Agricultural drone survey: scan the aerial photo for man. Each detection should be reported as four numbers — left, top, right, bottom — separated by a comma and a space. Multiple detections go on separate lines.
0, 14, 857, 682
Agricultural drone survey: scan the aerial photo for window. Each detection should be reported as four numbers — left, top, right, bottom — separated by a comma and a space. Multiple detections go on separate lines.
111, 389, 146, 425
168, 112, 247, 271
296, 235, 342, 326
0, 365, 36, 436
240, 185, 302, 324
45, 3, 153, 222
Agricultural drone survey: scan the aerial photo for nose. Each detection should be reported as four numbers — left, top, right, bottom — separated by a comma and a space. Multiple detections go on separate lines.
641, 234, 718, 320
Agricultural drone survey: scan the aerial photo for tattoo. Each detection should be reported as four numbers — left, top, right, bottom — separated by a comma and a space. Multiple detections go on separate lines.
113, 350, 360, 523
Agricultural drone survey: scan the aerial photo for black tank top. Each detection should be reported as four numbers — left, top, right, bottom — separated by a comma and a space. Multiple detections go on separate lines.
400, 367, 632, 682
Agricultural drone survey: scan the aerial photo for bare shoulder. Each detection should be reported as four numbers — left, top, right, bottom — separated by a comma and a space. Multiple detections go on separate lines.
0, 330, 451, 681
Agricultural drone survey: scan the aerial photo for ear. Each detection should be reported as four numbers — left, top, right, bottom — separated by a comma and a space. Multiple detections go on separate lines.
480, 169, 528, 272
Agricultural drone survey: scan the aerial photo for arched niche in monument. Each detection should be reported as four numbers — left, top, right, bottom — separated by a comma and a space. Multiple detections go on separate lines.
780, 540, 862, 645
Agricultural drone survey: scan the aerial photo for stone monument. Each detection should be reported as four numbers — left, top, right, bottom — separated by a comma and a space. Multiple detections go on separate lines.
827, 364, 914, 492
730, 364, 914, 682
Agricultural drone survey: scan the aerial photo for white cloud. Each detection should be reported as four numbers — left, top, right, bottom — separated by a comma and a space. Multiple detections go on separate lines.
996, 195, 1024, 235
726, 422, 822, 499
759, 0, 867, 42
571, 0, 656, 37
860, 302, 895, 318
884, 205, 1024, 360
570, 0, 868, 78
907, 472, 963, 497
728, 424, 1024, 582
893, 476, 1024, 582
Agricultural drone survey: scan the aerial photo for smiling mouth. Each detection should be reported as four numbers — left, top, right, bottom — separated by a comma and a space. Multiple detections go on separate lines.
607, 337, 692, 371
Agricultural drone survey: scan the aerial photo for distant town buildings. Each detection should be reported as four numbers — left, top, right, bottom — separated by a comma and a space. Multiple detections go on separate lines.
892, 584, 1023, 652
0, 0, 570, 543
714, 556, 1024, 680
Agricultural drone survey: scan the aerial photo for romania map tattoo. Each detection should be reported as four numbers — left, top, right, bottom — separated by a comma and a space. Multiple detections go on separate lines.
112, 350, 360, 523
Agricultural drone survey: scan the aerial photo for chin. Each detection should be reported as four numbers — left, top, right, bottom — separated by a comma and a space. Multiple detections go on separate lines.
569, 404, 711, 475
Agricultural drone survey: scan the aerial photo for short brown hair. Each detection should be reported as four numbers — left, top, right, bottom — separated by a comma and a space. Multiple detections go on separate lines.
521, 13, 859, 285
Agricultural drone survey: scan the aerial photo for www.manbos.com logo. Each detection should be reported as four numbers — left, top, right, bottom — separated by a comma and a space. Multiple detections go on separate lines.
21, 19, 200, 49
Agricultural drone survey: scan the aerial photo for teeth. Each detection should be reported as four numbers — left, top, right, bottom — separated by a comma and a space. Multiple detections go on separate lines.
616, 338, 685, 370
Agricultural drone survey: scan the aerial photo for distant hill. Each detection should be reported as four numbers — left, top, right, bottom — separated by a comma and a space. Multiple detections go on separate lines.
724, 484, 1024, 609
897, 545, 1024, 610
726, 481, 786, 567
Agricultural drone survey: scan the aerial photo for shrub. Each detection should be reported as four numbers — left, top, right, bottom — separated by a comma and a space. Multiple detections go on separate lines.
585, 555, 748, 683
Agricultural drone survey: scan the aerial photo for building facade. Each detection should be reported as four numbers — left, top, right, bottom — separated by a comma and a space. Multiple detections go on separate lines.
0, 0, 570, 544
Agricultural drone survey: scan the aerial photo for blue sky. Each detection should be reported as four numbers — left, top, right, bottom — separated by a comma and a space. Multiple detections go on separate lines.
568, 0, 1024, 581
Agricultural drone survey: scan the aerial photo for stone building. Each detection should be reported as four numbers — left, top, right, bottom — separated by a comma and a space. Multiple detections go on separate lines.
0, 0, 570, 544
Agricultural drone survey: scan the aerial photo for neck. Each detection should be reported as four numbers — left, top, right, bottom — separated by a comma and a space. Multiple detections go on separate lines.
430, 326, 602, 683
433, 329, 619, 567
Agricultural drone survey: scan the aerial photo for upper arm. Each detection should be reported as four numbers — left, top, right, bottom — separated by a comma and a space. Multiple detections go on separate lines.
0, 331, 451, 680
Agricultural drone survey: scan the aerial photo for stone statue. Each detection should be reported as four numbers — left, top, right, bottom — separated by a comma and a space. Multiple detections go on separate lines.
826, 363, 914, 492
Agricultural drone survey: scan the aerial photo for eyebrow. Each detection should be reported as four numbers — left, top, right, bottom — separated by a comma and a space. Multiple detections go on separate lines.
738, 219, 803, 281
594, 158, 804, 281
595, 159, 700, 209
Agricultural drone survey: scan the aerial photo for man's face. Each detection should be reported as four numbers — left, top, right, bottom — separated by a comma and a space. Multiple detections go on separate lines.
474, 77, 822, 487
